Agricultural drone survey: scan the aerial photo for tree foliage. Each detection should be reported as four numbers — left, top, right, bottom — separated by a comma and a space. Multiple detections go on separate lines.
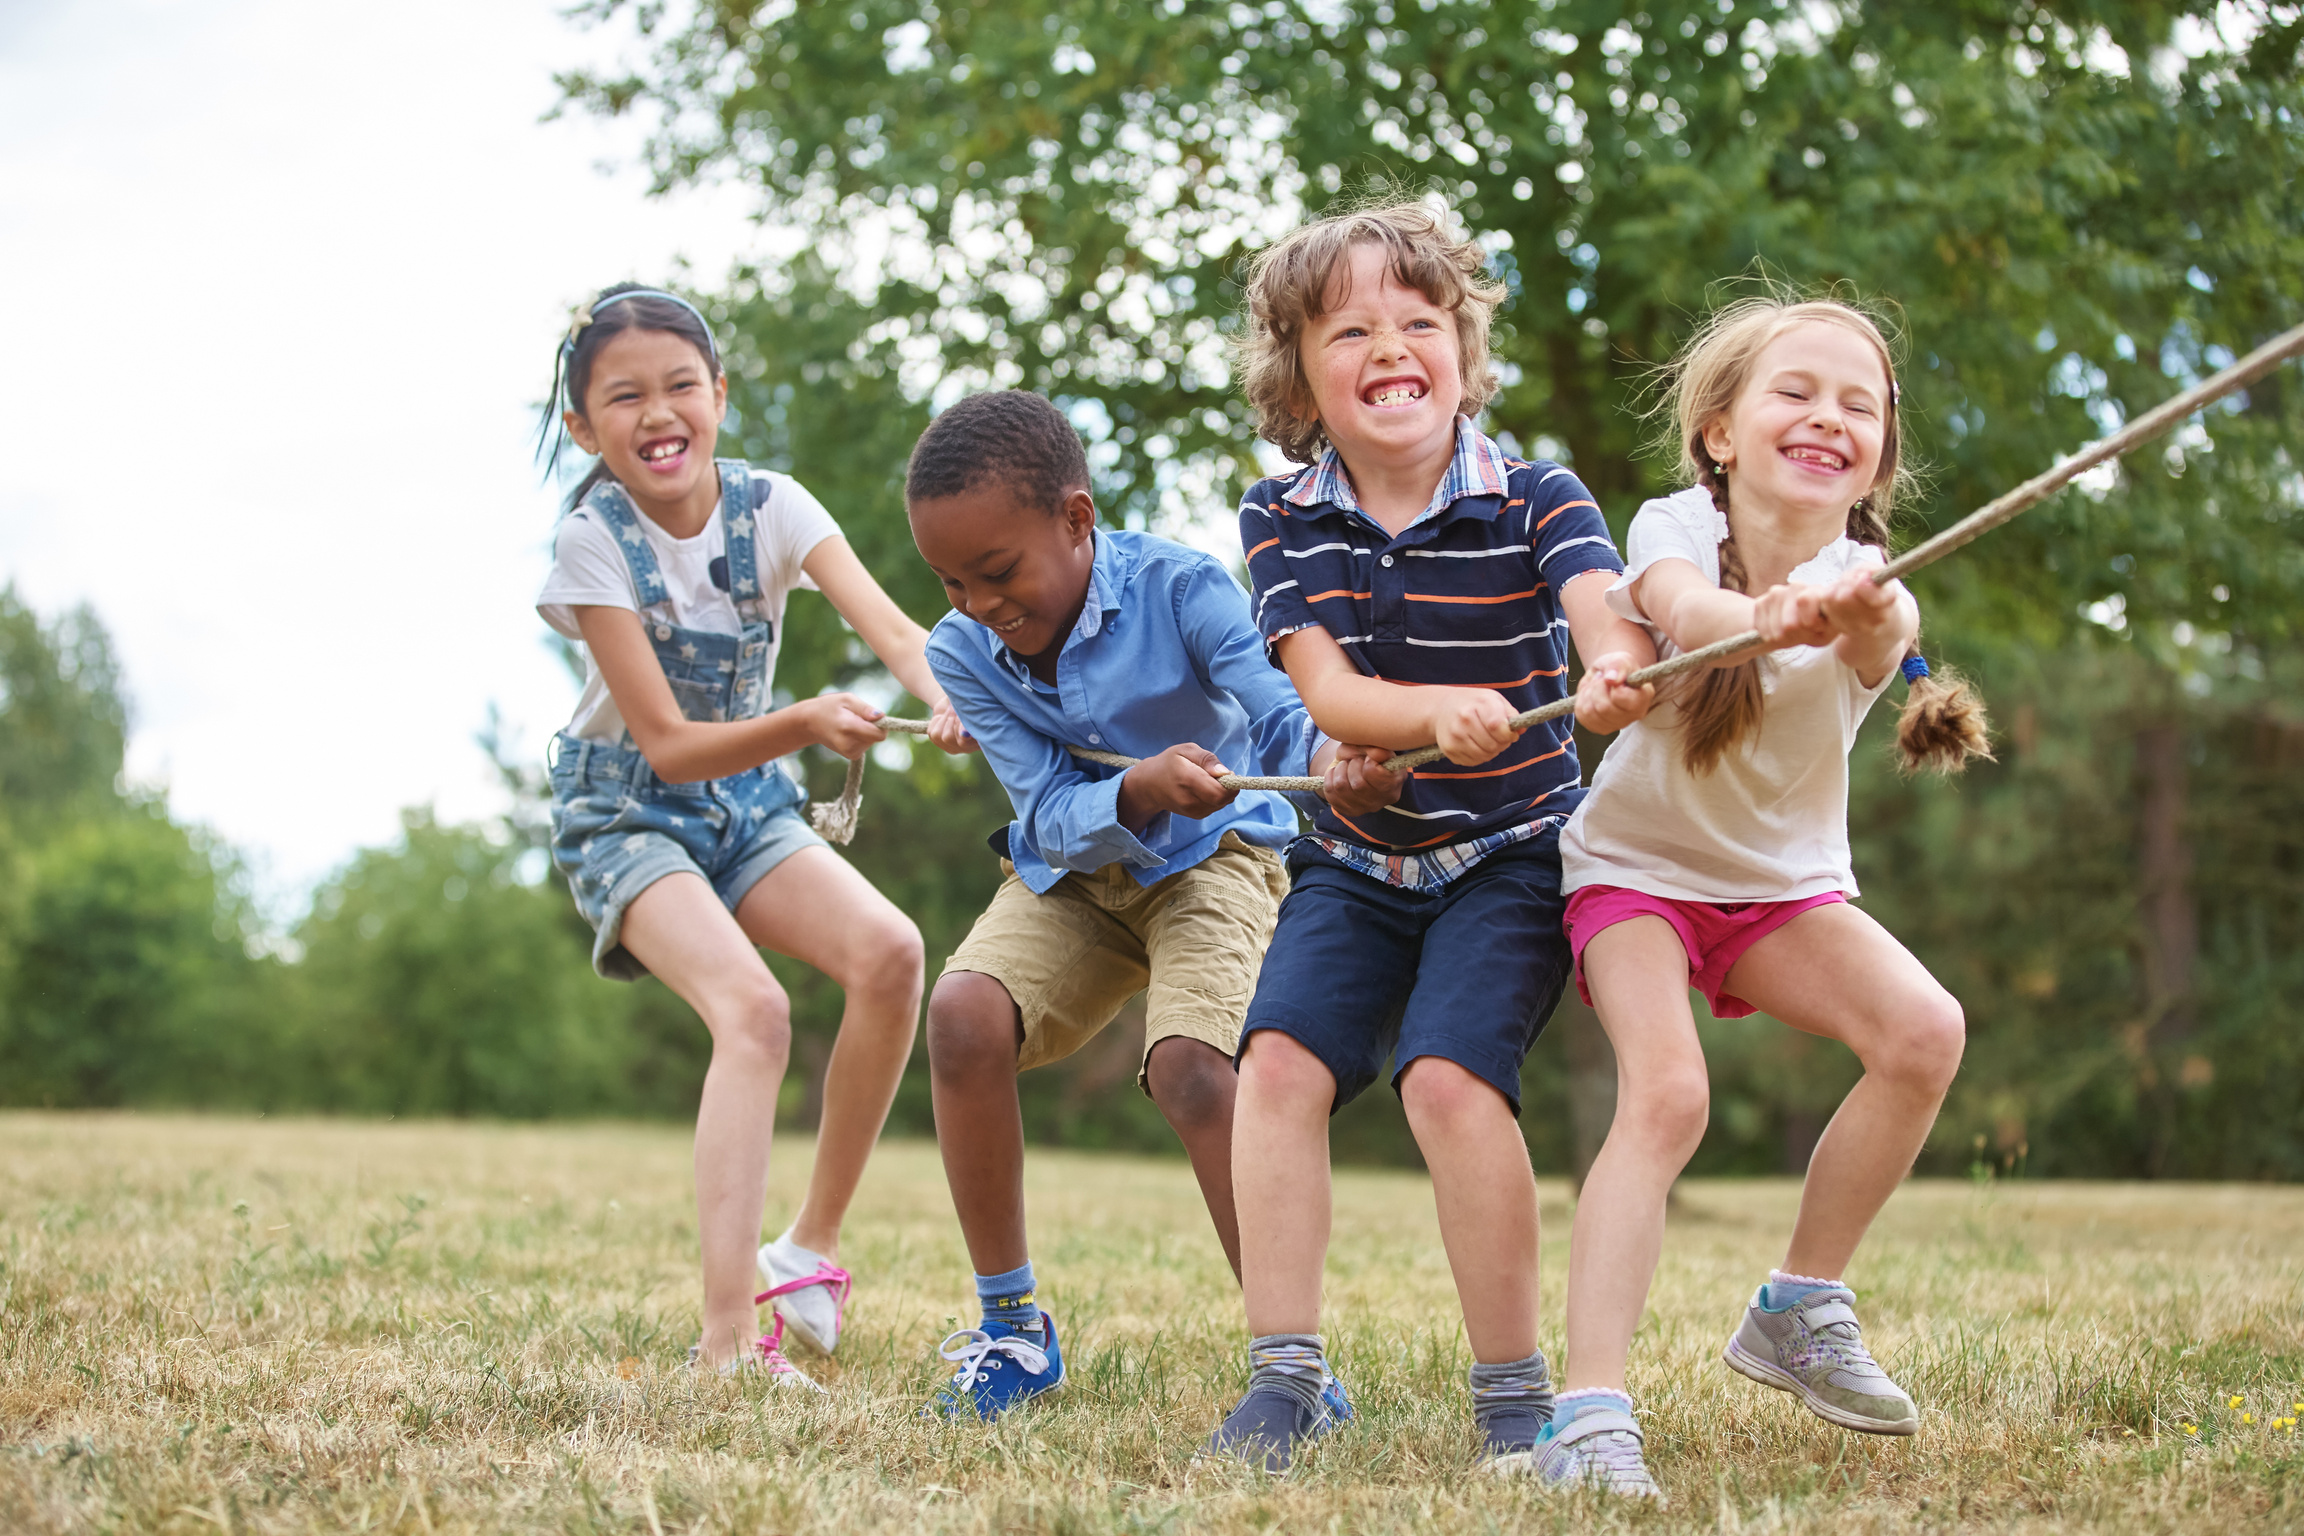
556, 0, 2304, 1173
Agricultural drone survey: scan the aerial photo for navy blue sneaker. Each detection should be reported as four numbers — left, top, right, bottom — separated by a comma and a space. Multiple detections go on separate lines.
927, 1311, 1063, 1419
1206, 1374, 1351, 1475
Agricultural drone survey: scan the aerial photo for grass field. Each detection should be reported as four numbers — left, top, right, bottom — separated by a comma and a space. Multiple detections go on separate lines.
5, 1115, 2304, 1533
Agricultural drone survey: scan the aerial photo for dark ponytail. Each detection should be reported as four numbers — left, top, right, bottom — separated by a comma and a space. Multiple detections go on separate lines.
534, 284, 722, 514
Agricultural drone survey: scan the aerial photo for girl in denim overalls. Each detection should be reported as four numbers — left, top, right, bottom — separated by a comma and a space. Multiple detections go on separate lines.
536, 285, 973, 1380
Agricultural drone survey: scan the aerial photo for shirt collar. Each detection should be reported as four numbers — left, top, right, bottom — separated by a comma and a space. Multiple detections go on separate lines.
1281, 416, 1512, 524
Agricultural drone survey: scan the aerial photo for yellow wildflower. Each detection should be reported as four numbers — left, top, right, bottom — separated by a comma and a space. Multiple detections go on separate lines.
2231, 1395, 2246, 1408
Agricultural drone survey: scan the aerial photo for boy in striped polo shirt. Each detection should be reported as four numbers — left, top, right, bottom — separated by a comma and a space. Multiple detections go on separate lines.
1205, 201, 1657, 1476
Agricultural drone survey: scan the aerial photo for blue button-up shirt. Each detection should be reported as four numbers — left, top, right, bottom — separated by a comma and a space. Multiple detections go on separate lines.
927, 529, 1318, 894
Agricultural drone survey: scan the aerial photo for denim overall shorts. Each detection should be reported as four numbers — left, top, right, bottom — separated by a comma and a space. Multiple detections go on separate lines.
548, 461, 828, 980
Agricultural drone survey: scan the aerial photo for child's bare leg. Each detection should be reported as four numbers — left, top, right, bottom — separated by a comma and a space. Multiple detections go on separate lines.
617, 873, 792, 1368
1234, 1030, 1335, 1336
1399, 1057, 1541, 1362
1724, 902, 1965, 1279
925, 971, 1030, 1274
1144, 1036, 1242, 1278
1565, 917, 1709, 1392
735, 846, 925, 1259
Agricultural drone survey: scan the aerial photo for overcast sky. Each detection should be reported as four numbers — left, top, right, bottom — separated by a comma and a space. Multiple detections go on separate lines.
0, 0, 765, 907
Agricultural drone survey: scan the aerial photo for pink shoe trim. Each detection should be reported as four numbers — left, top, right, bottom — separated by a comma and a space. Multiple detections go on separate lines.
754, 1260, 853, 1335
752, 1314, 806, 1378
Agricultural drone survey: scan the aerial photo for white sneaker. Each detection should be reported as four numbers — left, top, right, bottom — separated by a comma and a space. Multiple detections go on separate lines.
756, 1231, 853, 1356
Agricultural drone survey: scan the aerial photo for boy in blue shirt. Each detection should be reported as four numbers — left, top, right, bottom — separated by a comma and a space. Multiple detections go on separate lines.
906, 390, 1398, 1419
1209, 202, 1657, 1476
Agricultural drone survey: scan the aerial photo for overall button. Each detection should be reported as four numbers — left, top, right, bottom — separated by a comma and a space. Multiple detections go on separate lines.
1088, 733, 1101, 744
655, 624, 673, 641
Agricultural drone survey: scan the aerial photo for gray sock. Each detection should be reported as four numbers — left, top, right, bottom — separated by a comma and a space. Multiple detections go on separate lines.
1468, 1349, 1556, 1435
1247, 1333, 1328, 1418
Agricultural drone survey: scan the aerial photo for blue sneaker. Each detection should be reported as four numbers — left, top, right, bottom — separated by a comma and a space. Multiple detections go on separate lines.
1206, 1371, 1353, 1475
927, 1311, 1063, 1419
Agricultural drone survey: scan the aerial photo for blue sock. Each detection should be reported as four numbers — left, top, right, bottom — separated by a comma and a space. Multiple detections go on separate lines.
1761, 1269, 1841, 1310
976, 1262, 1042, 1338
1547, 1386, 1634, 1435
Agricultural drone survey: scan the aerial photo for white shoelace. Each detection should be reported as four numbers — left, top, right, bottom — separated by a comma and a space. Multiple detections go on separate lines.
937, 1327, 1051, 1394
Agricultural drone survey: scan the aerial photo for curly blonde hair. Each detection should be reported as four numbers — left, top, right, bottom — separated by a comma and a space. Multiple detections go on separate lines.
1654, 294, 1990, 777
1234, 197, 1506, 465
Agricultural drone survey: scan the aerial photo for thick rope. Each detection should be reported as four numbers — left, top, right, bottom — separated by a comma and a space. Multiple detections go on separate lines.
806, 321, 2304, 841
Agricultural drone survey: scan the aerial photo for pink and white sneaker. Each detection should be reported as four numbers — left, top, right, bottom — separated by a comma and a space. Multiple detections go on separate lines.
756, 1232, 853, 1356
685, 1316, 826, 1391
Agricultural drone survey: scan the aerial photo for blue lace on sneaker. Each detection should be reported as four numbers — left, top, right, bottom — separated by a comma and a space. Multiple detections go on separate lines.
926, 1311, 1064, 1420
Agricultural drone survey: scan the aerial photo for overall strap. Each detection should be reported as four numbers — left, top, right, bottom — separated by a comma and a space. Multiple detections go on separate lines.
579, 480, 671, 612
718, 459, 767, 621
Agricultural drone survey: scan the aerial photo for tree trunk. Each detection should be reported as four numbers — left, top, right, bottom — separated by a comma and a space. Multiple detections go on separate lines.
2135, 719, 2197, 1174
2136, 723, 2197, 1049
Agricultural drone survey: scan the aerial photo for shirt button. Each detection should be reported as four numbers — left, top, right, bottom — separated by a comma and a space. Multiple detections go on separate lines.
1380, 555, 1395, 567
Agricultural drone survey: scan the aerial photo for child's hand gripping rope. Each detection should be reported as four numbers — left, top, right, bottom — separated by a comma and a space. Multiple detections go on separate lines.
805, 320, 2304, 843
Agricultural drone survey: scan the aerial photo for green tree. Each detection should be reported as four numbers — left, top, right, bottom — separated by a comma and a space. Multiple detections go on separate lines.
566, 0, 2304, 1174
295, 810, 656, 1118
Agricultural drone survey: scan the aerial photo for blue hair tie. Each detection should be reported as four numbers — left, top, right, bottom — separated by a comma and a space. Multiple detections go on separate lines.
1901, 654, 1931, 683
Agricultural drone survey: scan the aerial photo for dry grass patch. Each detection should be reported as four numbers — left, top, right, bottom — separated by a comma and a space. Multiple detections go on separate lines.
4, 1113, 2303, 1532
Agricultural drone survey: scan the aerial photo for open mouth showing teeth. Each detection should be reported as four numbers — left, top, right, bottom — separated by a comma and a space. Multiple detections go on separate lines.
992, 617, 1027, 634
1783, 446, 1848, 471
639, 438, 687, 465
1364, 381, 1426, 408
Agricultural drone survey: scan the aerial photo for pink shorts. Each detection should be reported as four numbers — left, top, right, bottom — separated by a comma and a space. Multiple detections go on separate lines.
1563, 885, 1846, 1019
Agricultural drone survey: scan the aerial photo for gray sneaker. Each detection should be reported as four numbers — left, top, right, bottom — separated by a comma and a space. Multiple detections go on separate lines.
1722, 1284, 1917, 1434
1519, 1405, 1664, 1501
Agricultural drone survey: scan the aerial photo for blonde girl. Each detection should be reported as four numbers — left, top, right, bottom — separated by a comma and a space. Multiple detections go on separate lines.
1542, 296, 1988, 1496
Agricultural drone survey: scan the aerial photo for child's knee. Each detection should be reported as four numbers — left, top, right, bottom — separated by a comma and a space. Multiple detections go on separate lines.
1880, 990, 1966, 1094
1620, 1066, 1710, 1156
1397, 1055, 1510, 1126
847, 910, 926, 1002
710, 970, 792, 1065
1145, 1037, 1237, 1134
926, 971, 1021, 1078
1237, 1029, 1335, 1108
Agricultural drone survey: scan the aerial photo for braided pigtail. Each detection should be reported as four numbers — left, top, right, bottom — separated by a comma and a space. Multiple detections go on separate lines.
1842, 495, 1993, 774
1892, 652, 1993, 773
1673, 463, 1769, 776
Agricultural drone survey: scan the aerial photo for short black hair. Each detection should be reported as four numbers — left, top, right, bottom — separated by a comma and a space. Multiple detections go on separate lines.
904, 390, 1089, 516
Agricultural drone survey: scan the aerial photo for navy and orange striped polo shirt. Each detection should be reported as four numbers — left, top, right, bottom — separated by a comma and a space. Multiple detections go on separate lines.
1239, 419, 1625, 886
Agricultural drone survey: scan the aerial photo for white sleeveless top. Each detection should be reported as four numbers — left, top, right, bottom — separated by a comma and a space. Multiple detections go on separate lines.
1559, 487, 1898, 903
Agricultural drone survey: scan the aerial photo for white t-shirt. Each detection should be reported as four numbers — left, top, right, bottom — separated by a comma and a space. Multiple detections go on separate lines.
1560, 486, 1899, 902
536, 468, 842, 742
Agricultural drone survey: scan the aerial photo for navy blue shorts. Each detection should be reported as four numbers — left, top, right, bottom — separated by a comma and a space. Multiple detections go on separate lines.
1238, 828, 1572, 1116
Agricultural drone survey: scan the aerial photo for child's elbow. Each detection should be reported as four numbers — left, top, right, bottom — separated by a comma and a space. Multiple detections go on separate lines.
629, 724, 704, 784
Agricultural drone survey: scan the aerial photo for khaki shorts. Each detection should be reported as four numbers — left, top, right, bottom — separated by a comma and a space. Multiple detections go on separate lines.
943, 832, 1289, 1093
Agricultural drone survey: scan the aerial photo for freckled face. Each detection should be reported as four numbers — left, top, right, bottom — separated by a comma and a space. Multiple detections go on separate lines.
1704, 321, 1893, 520
1298, 241, 1464, 469
909, 480, 1097, 664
